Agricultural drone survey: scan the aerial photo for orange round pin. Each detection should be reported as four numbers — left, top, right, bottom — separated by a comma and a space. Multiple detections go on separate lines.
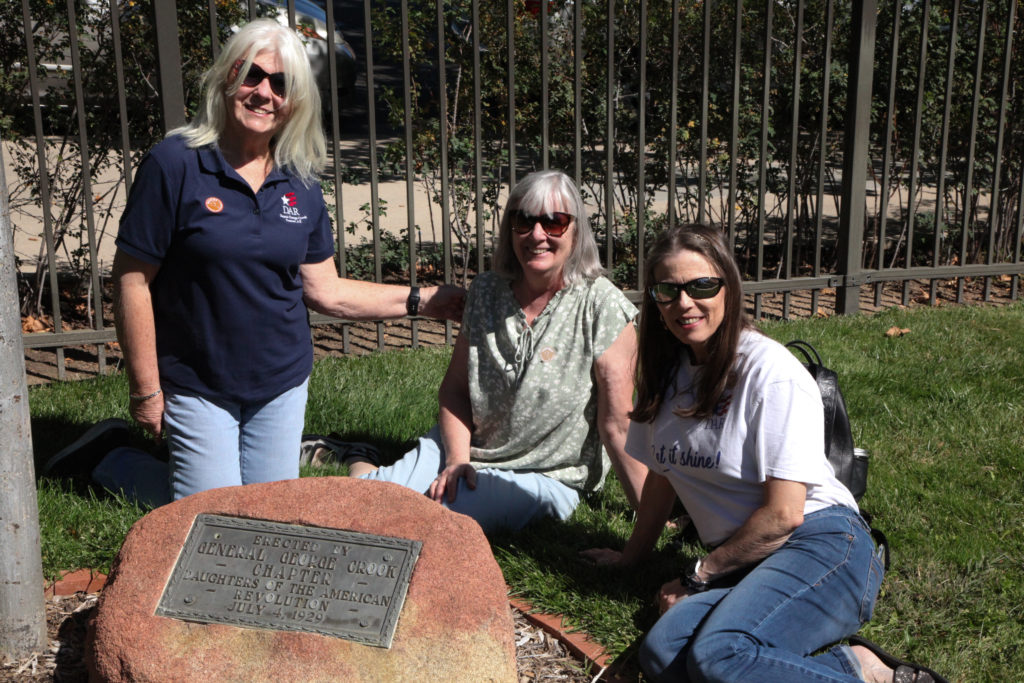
205, 197, 224, 213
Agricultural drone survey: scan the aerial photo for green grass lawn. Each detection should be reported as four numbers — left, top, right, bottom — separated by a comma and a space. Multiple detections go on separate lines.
29, 301, 1024, 682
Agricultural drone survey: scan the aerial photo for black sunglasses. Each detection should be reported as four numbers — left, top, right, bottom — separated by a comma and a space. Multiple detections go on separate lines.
509, 210, 574, 237
649, 277, 725, 303
240, 62, 287, 98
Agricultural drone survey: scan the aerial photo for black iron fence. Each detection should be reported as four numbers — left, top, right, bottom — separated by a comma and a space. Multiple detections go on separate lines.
4, 0, 1023, 379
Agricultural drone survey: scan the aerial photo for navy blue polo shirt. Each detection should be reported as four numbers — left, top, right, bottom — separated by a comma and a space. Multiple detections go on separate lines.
115, 134, 334, 403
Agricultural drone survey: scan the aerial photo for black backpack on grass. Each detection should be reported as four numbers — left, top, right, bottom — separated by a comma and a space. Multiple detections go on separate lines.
786, 340, 888, 568
785, 340, 867, 501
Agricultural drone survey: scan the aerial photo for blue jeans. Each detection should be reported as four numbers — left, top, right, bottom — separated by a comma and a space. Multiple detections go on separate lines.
93, 379, 308, 506
359, 425, 580, 535
640, 505, 884, 683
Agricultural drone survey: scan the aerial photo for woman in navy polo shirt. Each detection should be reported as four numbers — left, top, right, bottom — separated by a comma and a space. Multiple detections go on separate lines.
92, 19, 461, 503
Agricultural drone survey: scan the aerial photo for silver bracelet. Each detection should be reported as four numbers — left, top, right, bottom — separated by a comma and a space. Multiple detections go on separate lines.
129, 388, 162, 402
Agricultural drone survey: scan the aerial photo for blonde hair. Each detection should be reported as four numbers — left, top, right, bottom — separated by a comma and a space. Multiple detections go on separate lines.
171, 18, 326, 184
492, 170, 604, 285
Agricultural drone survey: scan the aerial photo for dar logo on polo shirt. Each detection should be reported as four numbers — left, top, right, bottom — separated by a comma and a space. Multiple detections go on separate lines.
279, 191, 307, 224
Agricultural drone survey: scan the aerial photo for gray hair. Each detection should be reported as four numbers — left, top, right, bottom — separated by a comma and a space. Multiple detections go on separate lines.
492, 170, 604, 285
171, 18, 326, 184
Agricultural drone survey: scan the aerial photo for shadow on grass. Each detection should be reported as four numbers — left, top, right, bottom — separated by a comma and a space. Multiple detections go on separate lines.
490, 501, 704, 659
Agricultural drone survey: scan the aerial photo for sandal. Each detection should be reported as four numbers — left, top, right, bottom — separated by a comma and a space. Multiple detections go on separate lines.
300, 434, 381, 469
848, 635, 950, 683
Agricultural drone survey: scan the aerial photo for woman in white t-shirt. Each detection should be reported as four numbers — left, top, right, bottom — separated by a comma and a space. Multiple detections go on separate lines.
583, 224, 946, 683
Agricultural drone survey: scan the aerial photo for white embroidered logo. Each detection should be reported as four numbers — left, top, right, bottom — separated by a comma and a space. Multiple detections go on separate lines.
279, 191, 308, 224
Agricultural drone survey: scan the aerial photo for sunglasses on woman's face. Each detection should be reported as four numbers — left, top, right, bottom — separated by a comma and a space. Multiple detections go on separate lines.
510, 210, 574, 237
649, 277, 725, 303
240, 62, 287, 98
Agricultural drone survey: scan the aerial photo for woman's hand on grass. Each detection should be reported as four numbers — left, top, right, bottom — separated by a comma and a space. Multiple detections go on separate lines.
429, 462, 476, 503
656, 578, 694, 615
579, 548, 625, 566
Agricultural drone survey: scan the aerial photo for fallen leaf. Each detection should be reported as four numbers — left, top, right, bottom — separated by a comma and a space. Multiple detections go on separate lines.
22, 315, 49, 333
885, 326, 911, 337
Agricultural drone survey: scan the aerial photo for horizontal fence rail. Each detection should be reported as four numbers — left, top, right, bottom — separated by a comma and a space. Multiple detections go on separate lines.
4, 0, 1022, 380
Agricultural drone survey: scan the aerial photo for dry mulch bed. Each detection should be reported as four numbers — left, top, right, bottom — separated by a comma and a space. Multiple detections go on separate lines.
0, 592, 596, 683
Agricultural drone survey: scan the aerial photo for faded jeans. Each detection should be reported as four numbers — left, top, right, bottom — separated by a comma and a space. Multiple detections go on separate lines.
640, 505, 885, 682
93, 379, 308, 506
359, 425, 580, 535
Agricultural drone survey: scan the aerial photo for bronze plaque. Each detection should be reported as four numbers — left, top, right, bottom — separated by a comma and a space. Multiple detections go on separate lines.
155, 514, 421, 648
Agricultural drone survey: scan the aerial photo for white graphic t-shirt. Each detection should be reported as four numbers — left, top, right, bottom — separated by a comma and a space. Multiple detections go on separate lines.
627, 329, 857, 546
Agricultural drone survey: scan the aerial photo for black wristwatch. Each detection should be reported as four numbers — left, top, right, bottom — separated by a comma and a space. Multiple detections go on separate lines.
682, 557, 710, 593
406, 286, 420, 317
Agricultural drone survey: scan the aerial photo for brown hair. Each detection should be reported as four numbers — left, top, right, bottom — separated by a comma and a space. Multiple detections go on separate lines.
631, 224, 753, 422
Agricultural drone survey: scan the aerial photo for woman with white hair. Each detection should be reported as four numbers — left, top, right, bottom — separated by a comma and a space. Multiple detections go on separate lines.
352, 170, 648, 533
51, 19, 462, 503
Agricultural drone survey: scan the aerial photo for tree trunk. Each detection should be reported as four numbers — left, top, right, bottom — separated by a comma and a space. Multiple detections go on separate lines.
0, 135, 48, 660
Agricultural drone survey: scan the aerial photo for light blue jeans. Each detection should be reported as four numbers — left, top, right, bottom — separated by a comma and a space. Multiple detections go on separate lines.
359, 425, 580, 535
640, 505, 885, 683
93, 379, 308, 507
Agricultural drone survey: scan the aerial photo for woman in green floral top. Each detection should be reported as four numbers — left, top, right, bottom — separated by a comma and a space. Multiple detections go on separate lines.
354, 170, 647, 533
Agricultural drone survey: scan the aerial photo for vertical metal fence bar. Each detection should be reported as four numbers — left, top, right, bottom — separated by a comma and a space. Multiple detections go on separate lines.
836, 0, 876, 315
21, 0, 65, 379
754, 0, 773, 320
363, 0, 385, 348
473, 0, 485, 280
207, 0, 220, 60
697, 0, 710, 226
152, 0, 185, 133
983, 0, 1014, 302
507, 0, 517, 188
636, 0, 647, 286
401, 0, 418, 348
109, 0, 134, 371
541, 0, 550, 169
65, 0, 106, 373
902, 0, 930, 306
783, 0, 804, 319
811, 0, 834, 318
1005, 0, 1019, 304
110, 0, 135, 198
435, 0, 453, 345
574, 0, 583, 183
930, 0, 959, 305
604, 0, 615, 269
1013, 172, 1023, 300
325, 0, 349, 353
667, 0, 680, 230
956, 0, 987, 304
874, 3, 900, 307
727, 0, 742, 246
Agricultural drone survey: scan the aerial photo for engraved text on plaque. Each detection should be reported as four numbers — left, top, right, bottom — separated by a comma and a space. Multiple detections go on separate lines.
156, 514, 421, 647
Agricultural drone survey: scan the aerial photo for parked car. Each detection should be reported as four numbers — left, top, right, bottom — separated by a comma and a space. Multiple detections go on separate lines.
252, 0, 357, 104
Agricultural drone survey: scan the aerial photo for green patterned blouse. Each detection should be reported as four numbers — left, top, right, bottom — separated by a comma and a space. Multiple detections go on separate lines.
464, 271, 638, 492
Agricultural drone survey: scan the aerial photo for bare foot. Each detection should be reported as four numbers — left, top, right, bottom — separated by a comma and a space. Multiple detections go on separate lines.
851, 644, 894, 683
